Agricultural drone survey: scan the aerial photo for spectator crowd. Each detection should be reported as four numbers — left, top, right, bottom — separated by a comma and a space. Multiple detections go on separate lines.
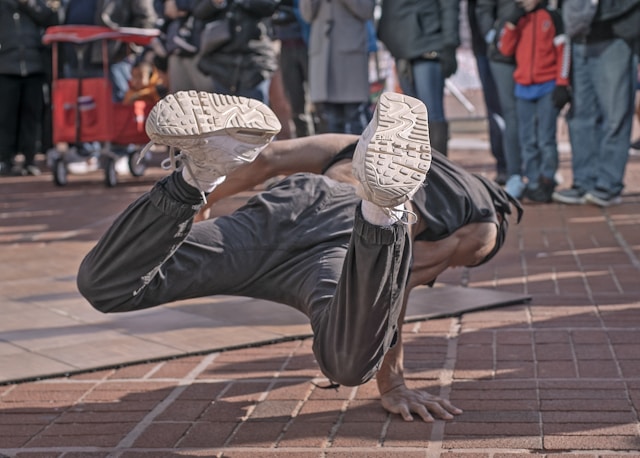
0, 0, 638, 207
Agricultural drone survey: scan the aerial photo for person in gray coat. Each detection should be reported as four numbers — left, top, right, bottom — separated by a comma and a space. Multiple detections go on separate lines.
299, 0, 375, 134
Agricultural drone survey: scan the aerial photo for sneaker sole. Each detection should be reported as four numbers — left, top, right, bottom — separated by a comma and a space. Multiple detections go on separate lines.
146, 91, 281, 148
551, 192, 586, 205
584, 192, 621, 207
355, 92, 431, 207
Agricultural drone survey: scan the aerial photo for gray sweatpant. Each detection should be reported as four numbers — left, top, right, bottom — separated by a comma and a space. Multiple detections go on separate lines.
78, 172, 411, 386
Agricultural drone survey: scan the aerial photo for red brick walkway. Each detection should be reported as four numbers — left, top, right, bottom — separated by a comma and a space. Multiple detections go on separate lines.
1, 143, 640, 456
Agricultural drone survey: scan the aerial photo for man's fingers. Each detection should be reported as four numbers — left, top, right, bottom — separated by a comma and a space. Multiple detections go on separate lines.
380, 386, 462, 422
411, 403, 434, 422
419, 392, 463, 417
440, 398, 464, 415
398, 404, 415, 422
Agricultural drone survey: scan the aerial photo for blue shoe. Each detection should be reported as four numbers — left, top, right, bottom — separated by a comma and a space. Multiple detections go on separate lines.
504, 174, 525, 199
584, 188, 622, 207
552, 186, 587, 205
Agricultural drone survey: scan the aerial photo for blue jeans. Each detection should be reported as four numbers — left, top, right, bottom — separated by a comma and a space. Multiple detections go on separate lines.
213, 78, 271, 104
490, 60, 521, 177
397, 58, 446, 123
567, 39, 637, 195
516, 91, 559, 187
316, 102, 370, 135
110, 59, 132, 103
475, 54, 506, 172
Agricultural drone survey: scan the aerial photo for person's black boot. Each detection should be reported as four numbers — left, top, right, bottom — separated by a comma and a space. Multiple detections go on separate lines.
429, 121, 449, 156
293, 114, 311, 138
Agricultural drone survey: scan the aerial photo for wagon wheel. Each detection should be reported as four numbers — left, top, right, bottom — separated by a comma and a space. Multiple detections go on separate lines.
104, 156, 117, 187
128, 149, 147, 177
53, 158, 68, 186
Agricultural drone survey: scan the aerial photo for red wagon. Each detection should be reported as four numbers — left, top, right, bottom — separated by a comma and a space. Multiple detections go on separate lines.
43, 25, 160, 186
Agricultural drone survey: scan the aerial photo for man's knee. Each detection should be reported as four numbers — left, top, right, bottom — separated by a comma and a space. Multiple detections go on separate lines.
313, 342, 385, 387
76, 261, 135, 314
318, 359, 377, 387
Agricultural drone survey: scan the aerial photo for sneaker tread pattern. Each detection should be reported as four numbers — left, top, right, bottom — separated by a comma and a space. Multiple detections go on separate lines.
147, 91, 281, 140
363, 92, 431, 206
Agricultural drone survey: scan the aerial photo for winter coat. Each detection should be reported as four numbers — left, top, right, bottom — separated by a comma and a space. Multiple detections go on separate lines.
377, 0, 460, 61
299, 0, 374, 104
587, 0, 640, 50
193, 0, 278, 93
62, 0, 157, 65
0, 0, 60, 76
96, 0, 157, 61
498, 7, 569, 87
97, 0, 157, 29
154, 0, 203, 57
475, 0, 523, 63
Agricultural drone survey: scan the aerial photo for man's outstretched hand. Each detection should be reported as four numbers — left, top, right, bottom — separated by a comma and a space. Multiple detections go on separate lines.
380, 384, 462, 422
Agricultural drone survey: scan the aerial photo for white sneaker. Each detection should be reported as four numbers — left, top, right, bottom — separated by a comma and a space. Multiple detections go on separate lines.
145, 91, 281, 192
352, 92, 431, 209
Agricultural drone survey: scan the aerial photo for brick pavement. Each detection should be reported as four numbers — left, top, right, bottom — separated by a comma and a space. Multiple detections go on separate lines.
1, 139, 640, 456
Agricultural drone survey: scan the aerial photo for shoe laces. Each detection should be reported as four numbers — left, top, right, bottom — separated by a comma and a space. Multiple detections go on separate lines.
382, 206, 418, 226
143, 141, 209, 205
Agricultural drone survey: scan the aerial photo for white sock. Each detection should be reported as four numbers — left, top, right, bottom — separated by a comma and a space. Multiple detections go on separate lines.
361, 200, 405, 226
182, 167, 226, 193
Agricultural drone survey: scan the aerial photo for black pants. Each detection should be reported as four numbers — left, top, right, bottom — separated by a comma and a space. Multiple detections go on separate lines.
0, 73, 46, 166
78, 172, 412, 386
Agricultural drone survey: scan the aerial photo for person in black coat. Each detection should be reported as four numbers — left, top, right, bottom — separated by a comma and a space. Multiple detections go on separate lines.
0, 0, 61, 176
377, 0, 461, 157
193, 0, 279, 103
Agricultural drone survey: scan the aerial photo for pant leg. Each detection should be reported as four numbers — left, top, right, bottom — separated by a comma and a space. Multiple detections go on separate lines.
78, 172, 357, 313
475, 53, 506, 172
280, 42, 311, 137
342, 101, 370, 135
311, 206, 411, 386
212, 78, 271, 104
516, 96, 539, 186
589, 39, 635, 195
316, 103, 343, 133
536, 91, 559, 182
566, 43, 599, 191
18, 73, 46, 165
0, 74, 20, 165
490, 61, 522, 177
77, 173, 207, 312
109, 60, 132, 103
403, 59, 446, 123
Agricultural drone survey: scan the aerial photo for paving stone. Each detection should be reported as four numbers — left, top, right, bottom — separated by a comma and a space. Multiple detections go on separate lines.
330, 422, 383, 447
1, 139, 640, 456
130, 421, 192, 448
177, 421, 237, 448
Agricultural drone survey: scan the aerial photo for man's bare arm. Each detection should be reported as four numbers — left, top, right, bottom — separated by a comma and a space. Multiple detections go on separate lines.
376, 219, 500, 421
196, 133, 359, 220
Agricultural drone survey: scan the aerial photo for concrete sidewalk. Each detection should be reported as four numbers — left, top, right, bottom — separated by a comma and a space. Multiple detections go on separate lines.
1, 139, 640, 456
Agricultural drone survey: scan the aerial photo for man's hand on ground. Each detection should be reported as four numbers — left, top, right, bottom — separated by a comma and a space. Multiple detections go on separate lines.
380, 384, 462, 422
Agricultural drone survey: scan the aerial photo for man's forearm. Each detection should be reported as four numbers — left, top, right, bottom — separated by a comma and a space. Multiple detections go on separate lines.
376, 335, 405, 394
376, 288, 411, 394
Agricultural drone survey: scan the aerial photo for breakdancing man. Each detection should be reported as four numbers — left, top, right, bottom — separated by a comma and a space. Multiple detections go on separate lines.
78, 91, 521, 421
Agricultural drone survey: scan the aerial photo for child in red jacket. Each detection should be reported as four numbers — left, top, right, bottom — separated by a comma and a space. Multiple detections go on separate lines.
498, 0, 570, 203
